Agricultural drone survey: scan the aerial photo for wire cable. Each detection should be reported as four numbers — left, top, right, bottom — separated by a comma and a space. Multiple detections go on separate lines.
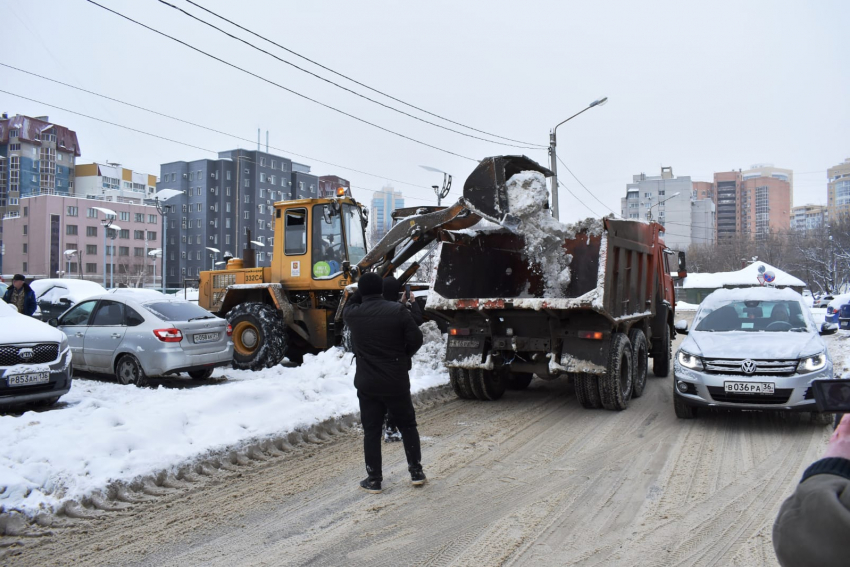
158, 0, 544, 151
182, 0, 545, 149
83, 0, 477, 162
557, 180, 602, 217
556, 155, 616, 215
0, 62, 437, 192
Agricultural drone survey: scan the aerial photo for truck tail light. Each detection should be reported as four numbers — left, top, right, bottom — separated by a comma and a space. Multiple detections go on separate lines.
226, 324, 233, 337
450, 328, 471, 336
578, 331, 604, 340
153, 328, 183, 342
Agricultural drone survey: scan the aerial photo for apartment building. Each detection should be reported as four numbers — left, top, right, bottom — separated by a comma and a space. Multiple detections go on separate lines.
370, 185, 404, 243
1, 194, 161, 284
0, 114, 81, 273
156, 149, 321, 288
827, 158, 850, 222
712, 169, 791, 239
75, 162, 158, 203
743, 164, 794, 204
791, 204, 827, 232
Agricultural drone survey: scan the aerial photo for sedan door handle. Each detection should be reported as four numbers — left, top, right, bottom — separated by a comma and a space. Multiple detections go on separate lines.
111, 334, 122, 339
75, 333, 84, 338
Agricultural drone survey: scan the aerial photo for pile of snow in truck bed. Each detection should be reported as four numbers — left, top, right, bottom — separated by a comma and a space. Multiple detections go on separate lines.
0, 323, 448, 516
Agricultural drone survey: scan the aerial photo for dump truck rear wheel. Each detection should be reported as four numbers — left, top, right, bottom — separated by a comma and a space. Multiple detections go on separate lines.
449, 368, 474, 399
629, 329, 648, 399
228, 303, 287, 371
601, 333, 633, 411
575, 373, 603, 409
474, 368, 506, 401
505, 372, 533, 390
652, 324, 671, 377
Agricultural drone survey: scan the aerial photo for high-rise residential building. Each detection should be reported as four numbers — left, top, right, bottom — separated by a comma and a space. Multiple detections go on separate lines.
791, 204, 828, 232
827, 158, 850, 222
0, 114, 81, 273
743, 164, 794, 204
370, 185, 404, 243
1, 194, 161, 284
713, 171, 743, 241
156, 149, 319, 288
75, 162, 158, 203
619, 167, 712, 251
319, 175, 351, 198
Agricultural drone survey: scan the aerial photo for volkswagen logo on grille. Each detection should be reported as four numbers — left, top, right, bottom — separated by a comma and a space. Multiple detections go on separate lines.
741, 359, 757, 375
18, 348, 34, 361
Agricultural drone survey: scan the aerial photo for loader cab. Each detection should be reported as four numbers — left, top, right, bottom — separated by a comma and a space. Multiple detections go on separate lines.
272, 197, 368, 288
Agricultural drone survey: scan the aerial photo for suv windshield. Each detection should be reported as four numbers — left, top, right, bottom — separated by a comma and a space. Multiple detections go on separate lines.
694, 300, 810, 333
143, 301, 216, 322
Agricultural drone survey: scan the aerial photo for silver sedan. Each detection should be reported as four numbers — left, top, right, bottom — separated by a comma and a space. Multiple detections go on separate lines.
48, 294, 233, 386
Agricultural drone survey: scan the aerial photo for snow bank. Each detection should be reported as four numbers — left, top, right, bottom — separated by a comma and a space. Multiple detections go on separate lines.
169, 288, 200, 302
0, 323, 448, 516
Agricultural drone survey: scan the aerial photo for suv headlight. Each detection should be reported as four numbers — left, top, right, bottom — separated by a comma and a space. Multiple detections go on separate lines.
677, 350, 703, 370
798, 352, 826, 374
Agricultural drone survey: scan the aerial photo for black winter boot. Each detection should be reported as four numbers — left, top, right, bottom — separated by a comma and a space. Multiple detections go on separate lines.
359, 477, 382, 494
410, 470, 427, 486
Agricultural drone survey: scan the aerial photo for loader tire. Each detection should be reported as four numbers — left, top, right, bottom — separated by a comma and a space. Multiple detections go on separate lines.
449, 368, 474, 399
575, 373, 603, 409
652, 324, 671, 378
505, 372, 533, 390
228, 303, 287, 371
473, 368, 507, 401
629, 329, 648, 399
600, 333, 633, 411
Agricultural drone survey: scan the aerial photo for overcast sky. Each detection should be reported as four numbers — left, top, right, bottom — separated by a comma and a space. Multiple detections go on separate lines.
2, 0, 847, 221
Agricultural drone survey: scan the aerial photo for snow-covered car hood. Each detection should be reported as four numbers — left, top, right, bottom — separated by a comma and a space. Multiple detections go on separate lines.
0, 302, 66, 346
30, 279, 106, 304
682, 330, 826, 361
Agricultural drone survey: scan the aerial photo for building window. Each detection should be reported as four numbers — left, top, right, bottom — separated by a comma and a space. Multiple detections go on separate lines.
9, 129, 18, 138
120, 211, 130, 221
225, 234, 231, 244
119, 229, 129, 239
9, 143, 20, 151
260, 173, 266, 183
244, 211, 250, 219
22, 262, 27, 273
258, 205, 265, 214
226, 218, 231, 228
86, 263, 97, 273
86, 244, 97, 255
226, 186, 231, 196
87, 226, 98, 237
134, 247, 144, 257
258, 220, 265, 229
67, 225, 78, 235
149, 214, 157, 223
196, 235, 202, 244
67, 206, 78, 216
244, 195, 250, 203
22, 243, 27, 254
135, 213, 144, 222
119, 246, 130, 256
147, 231, 157, 240
244, 179, 249, 188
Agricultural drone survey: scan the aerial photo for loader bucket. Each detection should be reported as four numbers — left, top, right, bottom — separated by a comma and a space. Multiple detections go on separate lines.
462, 155, 553, 228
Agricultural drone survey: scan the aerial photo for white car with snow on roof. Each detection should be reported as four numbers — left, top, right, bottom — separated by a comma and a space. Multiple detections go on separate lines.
29, 279, 106, 322
673, 287, 835, 423
0, 301, 73, 408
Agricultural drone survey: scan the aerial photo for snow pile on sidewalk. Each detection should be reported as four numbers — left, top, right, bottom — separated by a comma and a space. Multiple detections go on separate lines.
0, 323, 448, 516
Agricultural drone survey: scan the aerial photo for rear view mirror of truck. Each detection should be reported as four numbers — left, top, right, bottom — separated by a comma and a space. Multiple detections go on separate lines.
811, 379, 850, 412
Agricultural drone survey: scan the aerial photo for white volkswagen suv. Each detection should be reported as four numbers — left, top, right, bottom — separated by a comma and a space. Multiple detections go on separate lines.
672, 287, 835, 423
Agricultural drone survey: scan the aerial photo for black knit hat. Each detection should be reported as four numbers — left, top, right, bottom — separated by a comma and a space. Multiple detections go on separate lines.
12, 274, 25, 282
358, 272, 383, 296
382, 276, 401, 301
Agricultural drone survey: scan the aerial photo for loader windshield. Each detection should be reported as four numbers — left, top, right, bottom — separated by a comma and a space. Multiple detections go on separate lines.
343, 204, 367, 265
312, 204, 345, 278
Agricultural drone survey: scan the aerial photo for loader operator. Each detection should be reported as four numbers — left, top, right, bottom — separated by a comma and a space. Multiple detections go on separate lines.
382, 276, 424, 443
343, 272, 426, 494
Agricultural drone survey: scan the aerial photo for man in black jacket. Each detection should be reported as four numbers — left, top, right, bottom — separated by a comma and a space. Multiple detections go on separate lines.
3, 274, 37, 316
344, 272, 425, 493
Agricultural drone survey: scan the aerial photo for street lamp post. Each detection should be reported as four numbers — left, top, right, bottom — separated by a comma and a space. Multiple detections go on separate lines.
63, 249, 77, 280
152, 189, 181, 294
92, 207, 117, 288
205, 247, 220, 271
108, 224, 121, 289
148, 249, 162, 289
549, 97, 608, 220
419, 165, 452, 206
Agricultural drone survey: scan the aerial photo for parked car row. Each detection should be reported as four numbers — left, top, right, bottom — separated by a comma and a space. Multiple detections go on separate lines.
1, 288, 233, 410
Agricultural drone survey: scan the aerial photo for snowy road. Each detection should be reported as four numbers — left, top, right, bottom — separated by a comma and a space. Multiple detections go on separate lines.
2, 327, 837, 566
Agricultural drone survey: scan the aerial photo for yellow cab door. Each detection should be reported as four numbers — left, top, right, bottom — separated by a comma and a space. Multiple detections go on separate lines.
273, 205, 311, 288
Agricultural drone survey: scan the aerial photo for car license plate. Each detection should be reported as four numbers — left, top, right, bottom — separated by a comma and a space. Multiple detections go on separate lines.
194, 333, 220, 344
7, 372, 50, 387
841, 321, 850, 329
724, 381, 775, 394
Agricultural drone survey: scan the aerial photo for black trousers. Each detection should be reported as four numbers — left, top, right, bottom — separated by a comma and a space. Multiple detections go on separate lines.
358, 390, 422, 480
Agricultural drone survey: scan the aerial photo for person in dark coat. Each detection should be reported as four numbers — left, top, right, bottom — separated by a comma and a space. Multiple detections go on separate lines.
773, 413, 850, 567
381, 276, 424, 443
344, 272, 425, 493
2, 274, 37, 316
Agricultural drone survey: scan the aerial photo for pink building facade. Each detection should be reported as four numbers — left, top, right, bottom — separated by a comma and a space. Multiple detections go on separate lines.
2, 195, 162, 286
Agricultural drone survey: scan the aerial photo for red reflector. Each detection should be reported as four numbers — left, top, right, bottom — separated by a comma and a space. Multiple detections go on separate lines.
449, 328, 471, 336
153, 328, 183, 342
578, 331, 604, 340
226, 324, 233, 337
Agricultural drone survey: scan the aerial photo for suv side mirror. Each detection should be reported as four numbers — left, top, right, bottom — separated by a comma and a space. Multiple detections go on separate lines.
58, 297, 72, 304
821, 322, 838, 336
48, 318, 60, 327
674, 319, 689, 334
